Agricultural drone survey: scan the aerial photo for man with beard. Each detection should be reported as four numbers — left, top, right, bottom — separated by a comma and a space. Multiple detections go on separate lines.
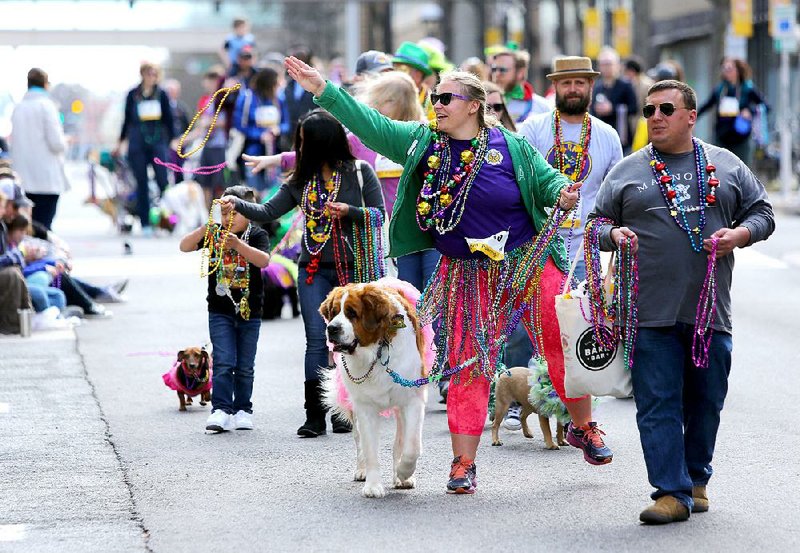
518, 56, 622, 281
504, 57, 622, 466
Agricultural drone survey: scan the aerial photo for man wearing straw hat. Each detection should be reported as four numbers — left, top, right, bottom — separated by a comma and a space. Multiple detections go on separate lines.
511, 56, 623, 465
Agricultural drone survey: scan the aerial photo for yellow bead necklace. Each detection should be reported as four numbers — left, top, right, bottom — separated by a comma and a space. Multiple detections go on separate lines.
177, 83, 241, 159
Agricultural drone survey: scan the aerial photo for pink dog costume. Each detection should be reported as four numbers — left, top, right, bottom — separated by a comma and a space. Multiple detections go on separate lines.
162, 358, 213, 397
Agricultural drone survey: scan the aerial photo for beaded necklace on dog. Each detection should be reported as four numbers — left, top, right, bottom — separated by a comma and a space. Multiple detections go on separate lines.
341, 338, 391, 384
649, 138, 719, 253
416, 124, 490, 234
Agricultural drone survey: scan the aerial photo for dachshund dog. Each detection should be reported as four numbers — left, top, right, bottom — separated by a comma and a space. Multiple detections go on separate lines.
163, 347, 213, 411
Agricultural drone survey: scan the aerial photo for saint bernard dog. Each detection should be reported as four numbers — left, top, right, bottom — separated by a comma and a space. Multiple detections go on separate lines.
319, 277, 433, 498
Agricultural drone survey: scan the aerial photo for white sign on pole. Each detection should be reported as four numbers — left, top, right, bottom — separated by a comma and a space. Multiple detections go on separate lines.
773, 4, 797, 40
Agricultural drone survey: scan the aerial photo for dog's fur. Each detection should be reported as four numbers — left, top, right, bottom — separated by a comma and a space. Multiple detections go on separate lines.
491, 366, 567, 450
320, 280, 429, 498
175, 347, 211, 411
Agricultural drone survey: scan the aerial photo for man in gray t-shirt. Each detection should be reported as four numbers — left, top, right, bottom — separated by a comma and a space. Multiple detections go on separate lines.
589, 80, 774, 525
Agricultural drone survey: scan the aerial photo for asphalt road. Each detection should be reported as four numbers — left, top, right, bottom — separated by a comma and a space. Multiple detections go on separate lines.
2, 167, 799, 552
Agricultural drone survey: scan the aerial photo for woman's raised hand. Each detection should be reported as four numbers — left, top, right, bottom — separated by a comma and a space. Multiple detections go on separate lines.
285, 56, 326, 97
242, 153, 281, 175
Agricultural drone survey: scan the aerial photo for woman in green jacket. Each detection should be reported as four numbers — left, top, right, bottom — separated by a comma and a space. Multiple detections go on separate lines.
284, 56, 587, 494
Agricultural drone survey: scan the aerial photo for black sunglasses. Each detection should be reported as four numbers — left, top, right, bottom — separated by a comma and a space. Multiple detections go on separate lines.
488, 103, 506, 112
642, 102, 690, 118
490, 65, 510, 74
430, 92, 470, 106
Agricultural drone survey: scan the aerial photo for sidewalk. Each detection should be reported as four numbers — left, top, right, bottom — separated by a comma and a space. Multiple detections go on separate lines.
0, 161, 149, 552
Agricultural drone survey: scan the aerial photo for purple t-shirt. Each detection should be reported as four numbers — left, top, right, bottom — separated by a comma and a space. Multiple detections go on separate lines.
417, 127, 535, 259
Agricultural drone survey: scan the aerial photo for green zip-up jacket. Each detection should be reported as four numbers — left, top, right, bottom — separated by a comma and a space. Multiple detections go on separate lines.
314, 81, 571, 270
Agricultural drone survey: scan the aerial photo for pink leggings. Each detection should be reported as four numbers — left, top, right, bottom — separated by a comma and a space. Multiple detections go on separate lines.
447, 258, 582, 435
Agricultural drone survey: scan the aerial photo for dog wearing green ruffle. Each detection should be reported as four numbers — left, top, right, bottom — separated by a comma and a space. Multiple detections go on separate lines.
490, 361, 570, 450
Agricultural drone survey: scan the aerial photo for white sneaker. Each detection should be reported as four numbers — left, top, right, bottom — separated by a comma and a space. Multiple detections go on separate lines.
233, 410, 254, 430
503, 403, 523, 431
206, 410, 233, 432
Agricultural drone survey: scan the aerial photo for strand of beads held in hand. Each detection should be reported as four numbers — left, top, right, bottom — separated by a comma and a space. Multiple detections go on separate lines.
692, 237, 719, 369
583, 217, 639, 370
200, 199, 234, 277
583, 219, 720, 370
199, 200, 252, 320
153, 83, 241, 175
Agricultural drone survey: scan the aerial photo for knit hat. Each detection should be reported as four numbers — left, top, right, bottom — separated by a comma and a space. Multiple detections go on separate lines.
392, 42, 432, 76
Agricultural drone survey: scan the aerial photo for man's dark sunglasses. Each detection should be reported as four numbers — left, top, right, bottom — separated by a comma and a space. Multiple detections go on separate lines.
431, 92, 470, 106
642, 102, 690, 118
490, 65, 510, 74
488, 103, 506, 112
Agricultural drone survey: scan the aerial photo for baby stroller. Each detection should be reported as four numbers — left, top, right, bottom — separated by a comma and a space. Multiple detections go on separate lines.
88, 150, 137, 234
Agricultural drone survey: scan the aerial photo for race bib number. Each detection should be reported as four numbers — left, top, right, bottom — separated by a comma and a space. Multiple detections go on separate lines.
465, 231, 509, 261
255, 105, 280, 129
718, 96, 740, 117
137, 100, 162, 121
374, 154, 403, 179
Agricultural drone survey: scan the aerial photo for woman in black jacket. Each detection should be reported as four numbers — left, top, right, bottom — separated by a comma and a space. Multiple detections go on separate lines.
115, 62, 175, 234
221, 109, 386, 437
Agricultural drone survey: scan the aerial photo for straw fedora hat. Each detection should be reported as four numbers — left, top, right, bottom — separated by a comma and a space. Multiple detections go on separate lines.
546, 56, 600, 80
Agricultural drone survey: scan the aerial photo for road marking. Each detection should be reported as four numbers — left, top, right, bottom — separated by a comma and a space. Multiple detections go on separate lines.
736, 248, 789, 269
0, 525, 26, 542
0, 402, 9, 414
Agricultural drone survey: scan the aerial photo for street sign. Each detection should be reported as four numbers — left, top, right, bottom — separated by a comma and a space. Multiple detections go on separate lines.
773, 4, 797, 39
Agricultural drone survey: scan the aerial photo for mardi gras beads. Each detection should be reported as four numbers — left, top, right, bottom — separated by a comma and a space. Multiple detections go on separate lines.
353, 207, 386, 283
692, 237, 719, 368
201, 199, 234, 278
416, 127, 490, 234
650, 138, 717, 253
552, 110, 592, 181
177, 84, 241, 159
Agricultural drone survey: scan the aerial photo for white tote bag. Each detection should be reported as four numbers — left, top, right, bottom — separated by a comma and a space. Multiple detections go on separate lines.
555, 254, 632, 399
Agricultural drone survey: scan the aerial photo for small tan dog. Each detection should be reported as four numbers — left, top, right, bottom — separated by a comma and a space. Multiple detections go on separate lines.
162, 347, 213, 411
491, 366, 568, 450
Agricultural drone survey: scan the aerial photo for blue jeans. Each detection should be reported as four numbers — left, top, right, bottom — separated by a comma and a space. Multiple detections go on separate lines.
298, 266, 351, 381
397, 249, 440, 292
27, 284, 66, 313
208, 312, 261, 414
632, 324, 733, 510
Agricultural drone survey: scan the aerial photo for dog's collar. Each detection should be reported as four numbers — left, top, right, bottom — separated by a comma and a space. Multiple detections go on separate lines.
180, 358, 209, 385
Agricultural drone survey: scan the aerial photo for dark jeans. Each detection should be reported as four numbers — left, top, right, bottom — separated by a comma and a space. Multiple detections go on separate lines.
27, 193, 60, 230
128, 142, 169, 228
297, 265, 351, 381
632, 324, 733, 510
208, 312, 261, 414
397, 249, 440, 292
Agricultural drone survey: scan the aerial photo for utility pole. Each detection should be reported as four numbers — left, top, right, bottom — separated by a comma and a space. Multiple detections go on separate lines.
632, 0, 654, 65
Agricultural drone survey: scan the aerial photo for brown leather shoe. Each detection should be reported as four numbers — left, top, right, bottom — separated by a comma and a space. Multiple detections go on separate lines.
639, 495, 690, 525
692, 486, 709, 513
